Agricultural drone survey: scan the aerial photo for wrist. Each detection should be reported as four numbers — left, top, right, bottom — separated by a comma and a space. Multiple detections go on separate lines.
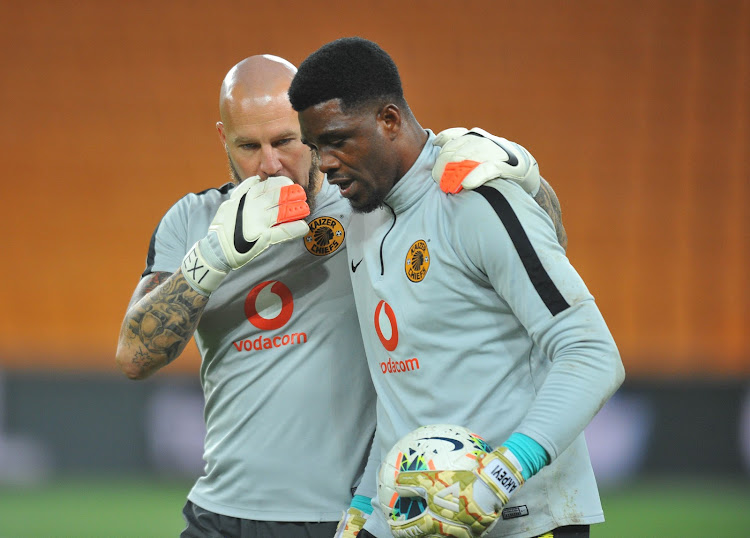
477, 447, 525, 504
181, 241, 229, 296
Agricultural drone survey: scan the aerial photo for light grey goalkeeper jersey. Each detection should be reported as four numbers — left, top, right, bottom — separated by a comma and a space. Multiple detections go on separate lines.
349, 133, 624, 538
144, 179, 376, 521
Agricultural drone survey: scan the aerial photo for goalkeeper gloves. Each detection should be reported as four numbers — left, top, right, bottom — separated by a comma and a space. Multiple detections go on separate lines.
393, 447, 525, 538
334, 506, 369, 538
181, 175, 310, 295
433, 127, 540, 196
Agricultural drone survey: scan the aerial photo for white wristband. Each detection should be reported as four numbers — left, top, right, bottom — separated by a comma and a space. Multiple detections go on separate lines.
181, 242, 228, 296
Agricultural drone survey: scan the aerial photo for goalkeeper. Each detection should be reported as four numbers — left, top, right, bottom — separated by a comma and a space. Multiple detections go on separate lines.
115, 54, 550, 538
289, 37, 625, 538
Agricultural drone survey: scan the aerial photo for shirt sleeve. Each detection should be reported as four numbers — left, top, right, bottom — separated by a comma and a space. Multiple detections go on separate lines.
460, 180, 625, 460
141, 195, 193, 277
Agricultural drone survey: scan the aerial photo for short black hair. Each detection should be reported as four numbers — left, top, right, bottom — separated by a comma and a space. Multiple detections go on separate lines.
289, 37, 405, 113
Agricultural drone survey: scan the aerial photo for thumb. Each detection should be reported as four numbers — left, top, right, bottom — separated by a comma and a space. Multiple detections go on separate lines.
267, 220, 311, 245
433, 127, 468, 148
231, 175, 261, 199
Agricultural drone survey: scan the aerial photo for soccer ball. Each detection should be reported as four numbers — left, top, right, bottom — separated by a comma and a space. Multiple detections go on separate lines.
377, 424, 494, 529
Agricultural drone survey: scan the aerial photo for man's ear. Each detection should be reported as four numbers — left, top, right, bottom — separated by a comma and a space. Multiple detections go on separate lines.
378, 104, 402, 140
216, 122, 227, 145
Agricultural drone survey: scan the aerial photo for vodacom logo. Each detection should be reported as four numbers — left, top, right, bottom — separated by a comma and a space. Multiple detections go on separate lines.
374, 300, 398, 352
244, 280, 294, 330
374, 300, 420, 375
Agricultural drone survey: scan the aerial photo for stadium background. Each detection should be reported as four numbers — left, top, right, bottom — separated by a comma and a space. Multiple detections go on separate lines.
0, 0, 748, 536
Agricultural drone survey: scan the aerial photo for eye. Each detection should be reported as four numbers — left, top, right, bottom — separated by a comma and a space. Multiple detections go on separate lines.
273, 138, 295, 148
238, 143, 260, 151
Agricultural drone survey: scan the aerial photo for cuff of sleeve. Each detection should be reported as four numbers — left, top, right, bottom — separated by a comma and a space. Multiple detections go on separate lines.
350, 494, 374, 515
501, 432, 550, 480
181, 242, 228, 296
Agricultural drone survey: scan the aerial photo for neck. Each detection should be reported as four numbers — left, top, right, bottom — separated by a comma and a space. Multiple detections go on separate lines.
394, 117, 428, 182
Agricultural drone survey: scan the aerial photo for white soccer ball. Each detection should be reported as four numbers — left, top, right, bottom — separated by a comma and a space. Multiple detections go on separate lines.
377, 424, 494, 528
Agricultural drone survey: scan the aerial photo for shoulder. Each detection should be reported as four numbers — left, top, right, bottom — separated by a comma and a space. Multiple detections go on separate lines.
439, 180, 562, 266
160, 182, 234, 223
446, 180, 554, 236
179, 182, 234, 210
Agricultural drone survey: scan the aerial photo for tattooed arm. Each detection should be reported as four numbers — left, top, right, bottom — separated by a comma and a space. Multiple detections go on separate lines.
115, 270, 209, 380
534, 177, 568, 252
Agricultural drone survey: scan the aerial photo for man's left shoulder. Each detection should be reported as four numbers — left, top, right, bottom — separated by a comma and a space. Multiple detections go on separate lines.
440, 179, 533, 219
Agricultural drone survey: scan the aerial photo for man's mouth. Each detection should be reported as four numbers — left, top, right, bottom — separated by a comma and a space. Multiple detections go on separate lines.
329, 177, 354, 197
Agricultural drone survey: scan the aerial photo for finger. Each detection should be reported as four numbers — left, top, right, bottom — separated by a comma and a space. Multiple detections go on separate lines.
439, 160, 480, 194
262, 175, 295, 190
433, 127, 468, 148
268, 221, 312, 245
230, 175, 261, 199
275, 184, 310, 223
396, 470, 440, 488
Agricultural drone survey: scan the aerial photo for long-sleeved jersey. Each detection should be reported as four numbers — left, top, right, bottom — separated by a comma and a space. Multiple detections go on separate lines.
144, 179, 376, 521
348, 132, 624, 537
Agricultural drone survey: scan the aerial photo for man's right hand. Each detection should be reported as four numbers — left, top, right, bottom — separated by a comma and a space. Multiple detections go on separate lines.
182, 175, 310, 295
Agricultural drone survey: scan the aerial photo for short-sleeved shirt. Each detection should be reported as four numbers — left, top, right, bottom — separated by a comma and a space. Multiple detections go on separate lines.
144, 179, 376, 521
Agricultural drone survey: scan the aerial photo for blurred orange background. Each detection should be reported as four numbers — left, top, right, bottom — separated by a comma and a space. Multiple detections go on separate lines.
0, 0, 747, 376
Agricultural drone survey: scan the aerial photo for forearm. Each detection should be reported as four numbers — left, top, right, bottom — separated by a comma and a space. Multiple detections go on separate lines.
116, 270, 209, 380
520, 301, 624, 459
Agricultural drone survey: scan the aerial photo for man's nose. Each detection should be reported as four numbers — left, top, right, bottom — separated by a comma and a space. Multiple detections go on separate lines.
318, 150, 339, 175
259, 147, 283, 178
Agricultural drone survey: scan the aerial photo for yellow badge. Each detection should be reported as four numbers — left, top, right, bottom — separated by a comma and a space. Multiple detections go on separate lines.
405, 240, 430, 282
304, 216, 345, 256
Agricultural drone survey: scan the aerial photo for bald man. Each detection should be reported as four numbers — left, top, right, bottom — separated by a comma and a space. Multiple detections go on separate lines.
217, 55, 322, 208
116, 55, 377, 538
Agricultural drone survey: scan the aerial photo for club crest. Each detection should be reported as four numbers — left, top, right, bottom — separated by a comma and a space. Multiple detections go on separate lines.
405, 240, 430, 282
304, 216, 345, 256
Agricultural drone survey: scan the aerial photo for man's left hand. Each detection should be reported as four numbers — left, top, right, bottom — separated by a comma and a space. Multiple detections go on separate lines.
391, 447, 525, 537
334, 506, 369, 538
433, 128, 540, 196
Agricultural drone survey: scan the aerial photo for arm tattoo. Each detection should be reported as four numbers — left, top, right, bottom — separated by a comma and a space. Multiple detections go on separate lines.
534, 177, 568, 252
126, 271, 169, 309
123, 272, 208, 369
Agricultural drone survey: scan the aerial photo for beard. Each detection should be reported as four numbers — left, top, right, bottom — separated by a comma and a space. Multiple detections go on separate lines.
226, 152, 243, 184
225, 150, 322, 216
348, 179, 389, 214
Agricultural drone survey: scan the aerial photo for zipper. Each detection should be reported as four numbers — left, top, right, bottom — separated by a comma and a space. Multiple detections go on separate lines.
379, 203, 396, 276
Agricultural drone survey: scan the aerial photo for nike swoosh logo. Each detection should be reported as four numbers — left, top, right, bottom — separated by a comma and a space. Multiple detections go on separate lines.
467, 132, 518, 167
418, 436, 465, 451
351, 258, 363, 273
233, 192, 257, 254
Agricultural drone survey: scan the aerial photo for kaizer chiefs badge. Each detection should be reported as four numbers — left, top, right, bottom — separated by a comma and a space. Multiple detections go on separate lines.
405, 240, 430, 282
304, 216, 345, 256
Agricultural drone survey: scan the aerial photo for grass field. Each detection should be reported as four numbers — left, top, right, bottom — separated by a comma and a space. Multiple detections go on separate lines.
0, 477, 748, 537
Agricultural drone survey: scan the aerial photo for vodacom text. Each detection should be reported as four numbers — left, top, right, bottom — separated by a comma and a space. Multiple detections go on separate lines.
233, 332, 307, 352
380, 356, 420, 374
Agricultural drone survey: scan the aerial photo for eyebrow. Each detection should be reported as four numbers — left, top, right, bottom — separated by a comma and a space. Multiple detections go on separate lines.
233, 130, 299, 145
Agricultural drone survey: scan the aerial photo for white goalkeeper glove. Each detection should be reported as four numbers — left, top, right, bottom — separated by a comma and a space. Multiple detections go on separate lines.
333, 506, 369, 538
181, 175, 310, 295
392, 447, 525, 538
433, 127, 540, 196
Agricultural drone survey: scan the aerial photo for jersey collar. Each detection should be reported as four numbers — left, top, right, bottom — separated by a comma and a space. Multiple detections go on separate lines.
384, 130, 439, 214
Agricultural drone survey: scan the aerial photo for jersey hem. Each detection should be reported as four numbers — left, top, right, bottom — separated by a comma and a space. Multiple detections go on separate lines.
496, 514, 604, 538
187, 492, 343, 522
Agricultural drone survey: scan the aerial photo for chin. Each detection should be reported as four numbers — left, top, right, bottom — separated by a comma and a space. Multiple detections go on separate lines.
351, 198, 383, 214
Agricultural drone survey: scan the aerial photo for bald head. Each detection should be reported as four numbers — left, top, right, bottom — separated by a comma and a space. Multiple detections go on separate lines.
216, 55, 321, 204
219, 55, 297, 123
